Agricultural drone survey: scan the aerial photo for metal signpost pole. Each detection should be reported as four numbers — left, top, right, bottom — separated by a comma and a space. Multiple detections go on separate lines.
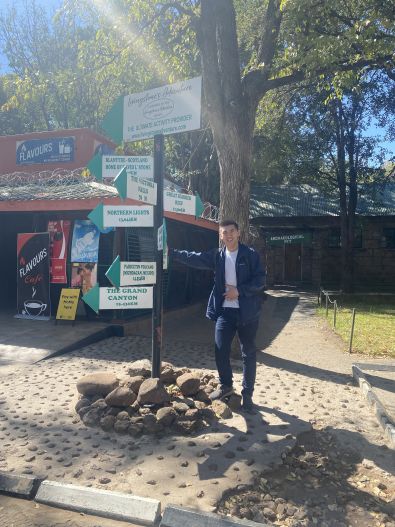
152, 134, 164, 378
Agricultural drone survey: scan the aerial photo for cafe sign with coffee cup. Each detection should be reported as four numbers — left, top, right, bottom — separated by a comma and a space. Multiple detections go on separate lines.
16, 232, 51, 320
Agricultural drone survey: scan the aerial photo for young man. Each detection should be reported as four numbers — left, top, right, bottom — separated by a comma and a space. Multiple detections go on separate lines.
170, 220, 265, 411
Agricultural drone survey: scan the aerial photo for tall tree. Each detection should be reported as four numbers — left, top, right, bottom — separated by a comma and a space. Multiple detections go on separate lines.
121, 0, 394, 237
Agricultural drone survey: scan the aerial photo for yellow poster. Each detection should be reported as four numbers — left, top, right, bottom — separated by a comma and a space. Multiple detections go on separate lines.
56, 288, 80, 321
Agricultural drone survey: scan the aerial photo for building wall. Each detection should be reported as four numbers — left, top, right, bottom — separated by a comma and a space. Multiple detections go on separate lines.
0, 129, 116, 175
259, 217, 395, 291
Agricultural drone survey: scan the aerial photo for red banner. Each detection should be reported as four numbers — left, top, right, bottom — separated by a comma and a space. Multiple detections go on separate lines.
47, 220, 71, 283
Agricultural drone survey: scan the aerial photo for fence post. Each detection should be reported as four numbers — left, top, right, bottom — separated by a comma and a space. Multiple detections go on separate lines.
333, 300, 337, 328
325, 293, 329, 317
349, 308, 356, 354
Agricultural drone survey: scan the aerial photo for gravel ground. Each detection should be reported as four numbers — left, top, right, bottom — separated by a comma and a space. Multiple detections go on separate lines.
0, 290, 394, 523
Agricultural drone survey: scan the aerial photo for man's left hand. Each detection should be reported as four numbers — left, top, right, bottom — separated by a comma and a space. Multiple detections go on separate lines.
224, 285, 239, 300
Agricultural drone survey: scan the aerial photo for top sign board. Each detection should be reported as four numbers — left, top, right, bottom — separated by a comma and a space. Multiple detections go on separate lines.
102, 77, 202, 144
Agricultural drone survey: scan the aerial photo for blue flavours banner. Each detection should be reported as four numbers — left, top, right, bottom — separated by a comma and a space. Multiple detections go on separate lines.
16, 137, 75, 165
71, 220, 100, 263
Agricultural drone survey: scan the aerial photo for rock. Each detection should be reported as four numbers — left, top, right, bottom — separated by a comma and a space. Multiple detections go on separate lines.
160, 362, 179, 384
77, 373, 118, 396
82, 408, 101, 427
176, 373, 201, 396
78, 405, 91, 418
123, 376, 145, 393
143, 413, 162, 434
105, 386, 137, 407
91, 399, 107, 412
184, 408, 200, 421
173, 417, 204, 435
195, 389, 211, 403
114, 417, 130, 434
211, 400, 232, 419
200, 407, 217, 422
227, 393, 242, 411
137, 378, 170, 405
75, 397, 91, 412
172, 401, 190, 413
194, 401, 207, 410
100, 415, 116, 431
128, 422, 143, 437
128, 360, 151, 378
156, 406, 177, 426
263, 508, 276, 521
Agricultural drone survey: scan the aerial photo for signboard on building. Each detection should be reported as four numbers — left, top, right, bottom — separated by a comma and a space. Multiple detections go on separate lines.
16, 137, 75, 165
16, 233, 51, 320
101, 77, 202, 144
267, 232, 312, 246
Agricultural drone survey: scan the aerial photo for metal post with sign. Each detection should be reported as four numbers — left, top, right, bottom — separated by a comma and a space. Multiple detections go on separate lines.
152, 135, 164, 378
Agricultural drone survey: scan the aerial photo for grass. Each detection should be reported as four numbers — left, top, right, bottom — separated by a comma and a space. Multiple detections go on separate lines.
318, 295, 395, 358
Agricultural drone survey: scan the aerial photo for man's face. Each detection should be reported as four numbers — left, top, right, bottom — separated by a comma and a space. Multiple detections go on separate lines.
220, 224, 240, 251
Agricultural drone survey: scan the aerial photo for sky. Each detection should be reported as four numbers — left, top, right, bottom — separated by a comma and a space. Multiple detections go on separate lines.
0, 0, 394, 157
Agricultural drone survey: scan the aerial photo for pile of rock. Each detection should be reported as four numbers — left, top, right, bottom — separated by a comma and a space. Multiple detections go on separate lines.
75, 360, 241, 436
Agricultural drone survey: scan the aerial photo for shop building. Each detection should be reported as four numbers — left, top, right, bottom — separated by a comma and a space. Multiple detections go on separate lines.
0, 170, 218, 318
251, 184, 395, 291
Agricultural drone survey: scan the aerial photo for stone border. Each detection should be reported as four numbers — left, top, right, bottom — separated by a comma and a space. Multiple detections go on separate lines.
160, 505, 271, 527
0, 471, 43, 498
352, 363, 395, 449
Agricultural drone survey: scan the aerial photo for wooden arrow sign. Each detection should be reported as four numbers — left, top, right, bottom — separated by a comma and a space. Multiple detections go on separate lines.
82, 284, 153, 313
106, 256, 156, 288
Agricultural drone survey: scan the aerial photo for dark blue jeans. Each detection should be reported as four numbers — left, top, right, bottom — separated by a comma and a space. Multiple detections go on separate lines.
214, 308, 258, 396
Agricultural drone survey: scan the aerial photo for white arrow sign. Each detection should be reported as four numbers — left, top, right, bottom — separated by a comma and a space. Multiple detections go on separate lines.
164, 190, 204, 217
82, 284, 153, 313
88, 203, 154, 230
106, 256, 157, 287
114, 167, 157, 205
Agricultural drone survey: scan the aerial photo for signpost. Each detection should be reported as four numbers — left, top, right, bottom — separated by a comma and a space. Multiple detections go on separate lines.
82, 284, 153, 313
87, 154, 153, 182
88, 203, 154, 230
106, 256, 157, 288
114, 167, 157, 205
86, 76, 202, 379
164, 190, 204, 217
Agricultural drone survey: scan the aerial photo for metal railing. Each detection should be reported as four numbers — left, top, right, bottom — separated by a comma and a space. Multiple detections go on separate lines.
318, 288, 356, 353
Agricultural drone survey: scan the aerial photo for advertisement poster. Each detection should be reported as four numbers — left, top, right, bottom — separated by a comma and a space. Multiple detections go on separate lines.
16, 137, 75, 165
71, 263, 97, 295
71, 220, 100, 263
16, 233, 51, 320
47, 220, 71, 283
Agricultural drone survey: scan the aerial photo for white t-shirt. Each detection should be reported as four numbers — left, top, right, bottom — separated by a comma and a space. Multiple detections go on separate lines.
223, 248, 239, 308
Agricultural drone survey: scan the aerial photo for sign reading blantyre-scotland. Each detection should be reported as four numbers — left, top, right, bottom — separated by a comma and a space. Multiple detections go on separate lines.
101, 77, 201, 144
82, 284, 153, 313
106, 256, 156, 288
87, 154, 153, 182
88, 203, 154, 230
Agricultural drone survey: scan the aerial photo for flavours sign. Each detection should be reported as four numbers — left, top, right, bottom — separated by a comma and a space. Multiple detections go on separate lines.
17, 233, 51, 319
16, 137, 75, 165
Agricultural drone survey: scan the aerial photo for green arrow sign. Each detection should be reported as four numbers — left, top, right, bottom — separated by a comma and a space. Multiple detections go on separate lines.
101, 96, 124, 144
106, 256, 157, 288
87, 155, 153, 183
114, 167, 157, 205
88, 203, 154, 230
164, 190, 204, 218
82, 284, 153, 313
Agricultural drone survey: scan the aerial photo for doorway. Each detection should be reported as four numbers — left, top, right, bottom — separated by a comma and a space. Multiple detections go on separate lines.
284, 243, 301, 282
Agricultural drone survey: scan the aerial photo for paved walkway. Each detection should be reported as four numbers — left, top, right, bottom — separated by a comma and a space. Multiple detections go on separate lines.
0, 290, 394, 516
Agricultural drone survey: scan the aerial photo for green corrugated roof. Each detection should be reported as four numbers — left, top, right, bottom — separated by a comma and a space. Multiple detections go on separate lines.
250, 183, 395, 218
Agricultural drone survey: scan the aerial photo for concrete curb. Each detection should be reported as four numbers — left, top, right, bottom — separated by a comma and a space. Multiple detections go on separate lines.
160, 505, 271, 527
0, 471, 42, 498
352, 364, 395, 449
35, 480, 161, 525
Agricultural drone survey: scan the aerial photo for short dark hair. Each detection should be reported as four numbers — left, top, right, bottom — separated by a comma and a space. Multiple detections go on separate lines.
219, 219, 239, 230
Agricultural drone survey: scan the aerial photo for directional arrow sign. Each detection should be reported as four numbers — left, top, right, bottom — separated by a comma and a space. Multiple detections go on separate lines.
114, 167, 157, 205
87, 154, 153, 182
82, 284, 153, 313
88, 203, 154, 230
164, 190, 204, 217
101, 76, 202, 144
106, 256, 156, 288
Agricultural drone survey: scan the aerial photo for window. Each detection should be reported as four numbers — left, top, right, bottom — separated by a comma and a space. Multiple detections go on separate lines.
381, 228, 395, 249
328, 228, 341, 248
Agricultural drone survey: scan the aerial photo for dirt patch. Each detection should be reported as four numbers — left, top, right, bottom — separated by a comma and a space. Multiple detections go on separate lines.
218, 427, 395, 526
